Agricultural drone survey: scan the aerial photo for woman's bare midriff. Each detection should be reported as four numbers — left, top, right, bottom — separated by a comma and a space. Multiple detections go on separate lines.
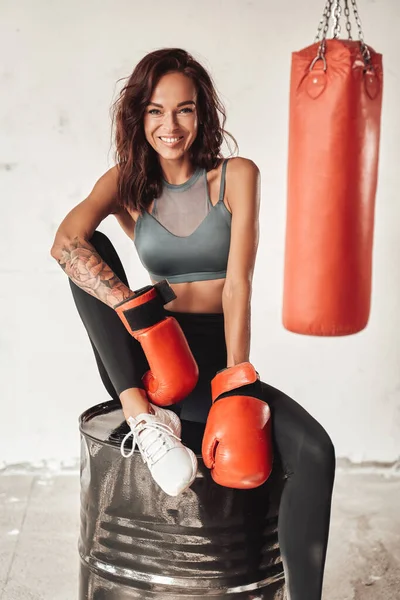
156, 278, 225, 314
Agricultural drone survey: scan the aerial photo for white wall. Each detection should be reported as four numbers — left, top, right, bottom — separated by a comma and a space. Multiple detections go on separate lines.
1, 0, 399, 465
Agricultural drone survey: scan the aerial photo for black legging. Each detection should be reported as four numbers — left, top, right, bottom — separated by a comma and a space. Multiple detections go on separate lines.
69, 230, 336, 600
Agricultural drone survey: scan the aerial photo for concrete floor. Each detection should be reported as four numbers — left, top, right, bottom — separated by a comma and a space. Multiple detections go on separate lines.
0, 464, 399, 600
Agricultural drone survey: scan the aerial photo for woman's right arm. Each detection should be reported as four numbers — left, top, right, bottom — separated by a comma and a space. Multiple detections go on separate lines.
50, 166, 133, 308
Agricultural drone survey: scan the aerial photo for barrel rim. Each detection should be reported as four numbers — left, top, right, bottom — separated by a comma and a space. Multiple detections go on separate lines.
78, 399, 142, 454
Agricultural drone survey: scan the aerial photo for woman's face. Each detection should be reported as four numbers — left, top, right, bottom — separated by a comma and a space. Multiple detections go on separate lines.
143, 72, 199, 161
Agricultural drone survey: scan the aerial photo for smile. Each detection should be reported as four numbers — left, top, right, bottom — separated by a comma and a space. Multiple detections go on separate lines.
158, 136, 184, 146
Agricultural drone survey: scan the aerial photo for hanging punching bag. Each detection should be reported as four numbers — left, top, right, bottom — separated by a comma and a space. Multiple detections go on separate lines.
283, 0, 383, 336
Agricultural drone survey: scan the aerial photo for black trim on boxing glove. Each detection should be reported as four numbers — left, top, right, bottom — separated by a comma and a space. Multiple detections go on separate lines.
213, 366, 263, 402
215, 379, 264, 402
114, 280, 177, 332
153, 280, 177, 304
214, 367, 262, 402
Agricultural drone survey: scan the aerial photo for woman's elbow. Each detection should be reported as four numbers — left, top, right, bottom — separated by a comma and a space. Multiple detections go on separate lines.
50, 230, 92, 262
50, 241, 64, 262
50, 232, 72, 261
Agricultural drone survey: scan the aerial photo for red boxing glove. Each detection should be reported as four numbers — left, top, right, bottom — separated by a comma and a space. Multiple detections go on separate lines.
202, 362, 273, 489
115, 280, 199, 406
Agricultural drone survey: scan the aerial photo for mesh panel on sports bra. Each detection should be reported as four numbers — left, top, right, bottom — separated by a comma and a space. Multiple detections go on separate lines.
151, 169, 211, 237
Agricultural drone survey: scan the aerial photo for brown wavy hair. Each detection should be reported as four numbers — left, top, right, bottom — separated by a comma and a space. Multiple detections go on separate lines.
111, 48, 238, 213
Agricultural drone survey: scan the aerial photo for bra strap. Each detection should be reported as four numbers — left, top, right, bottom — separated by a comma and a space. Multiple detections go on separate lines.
218, 158, 229, 204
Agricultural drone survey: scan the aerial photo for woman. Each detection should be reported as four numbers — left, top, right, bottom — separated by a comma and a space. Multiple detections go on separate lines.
50, 47, 335, 600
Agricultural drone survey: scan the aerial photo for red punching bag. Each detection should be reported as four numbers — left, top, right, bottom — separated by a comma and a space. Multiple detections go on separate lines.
283, 0, 383, 336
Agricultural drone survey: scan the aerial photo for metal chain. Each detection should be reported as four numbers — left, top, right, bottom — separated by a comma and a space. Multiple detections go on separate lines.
351, 0, 365, 42
314, 0, 335, 43
332, 0, 342, 39
350, 0, 372, 64
313, 0, 335, 66
312, 0, 372, 69
344, 0, 353, 40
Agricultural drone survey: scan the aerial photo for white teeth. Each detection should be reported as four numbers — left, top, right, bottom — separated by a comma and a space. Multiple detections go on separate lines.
160, 137, 182, 143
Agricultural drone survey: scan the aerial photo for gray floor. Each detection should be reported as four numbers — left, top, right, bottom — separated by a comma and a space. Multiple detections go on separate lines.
0, 465, 399, 600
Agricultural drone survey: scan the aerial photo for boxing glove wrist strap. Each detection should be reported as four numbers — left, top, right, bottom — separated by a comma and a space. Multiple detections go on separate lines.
114, 280, 176, 332
211, 362, 262, 403
215, 380, 263, 402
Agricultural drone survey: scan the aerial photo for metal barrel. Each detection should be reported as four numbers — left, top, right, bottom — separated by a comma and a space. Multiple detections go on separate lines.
79, 400, 286, 599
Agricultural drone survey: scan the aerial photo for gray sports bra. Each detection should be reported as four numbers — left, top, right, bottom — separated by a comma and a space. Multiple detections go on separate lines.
134, 159, 232, 283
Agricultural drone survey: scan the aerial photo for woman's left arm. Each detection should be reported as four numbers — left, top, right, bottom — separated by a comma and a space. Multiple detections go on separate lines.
222, 158, 261, 367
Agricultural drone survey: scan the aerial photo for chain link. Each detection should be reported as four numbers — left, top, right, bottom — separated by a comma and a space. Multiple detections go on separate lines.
344, 0, 352, 40
351, 0, 365, 42
350, 0, 372, 64
313, 0, 334, 64
332, 0, 342, 39
314, 0, 335, 43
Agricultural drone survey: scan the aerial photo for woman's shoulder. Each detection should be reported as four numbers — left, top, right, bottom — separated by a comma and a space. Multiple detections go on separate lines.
218, 156, 261, 223
224, 155, 260, 175
223, 157, 260, 200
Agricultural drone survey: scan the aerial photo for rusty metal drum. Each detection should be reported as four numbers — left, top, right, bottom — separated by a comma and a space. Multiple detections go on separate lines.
78, 399, 286, 599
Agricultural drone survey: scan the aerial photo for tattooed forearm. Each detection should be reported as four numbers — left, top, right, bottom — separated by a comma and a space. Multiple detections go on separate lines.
56, 236, 132, 307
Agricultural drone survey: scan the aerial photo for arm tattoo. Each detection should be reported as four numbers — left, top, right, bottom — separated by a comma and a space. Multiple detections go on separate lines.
57, 236, 132, 307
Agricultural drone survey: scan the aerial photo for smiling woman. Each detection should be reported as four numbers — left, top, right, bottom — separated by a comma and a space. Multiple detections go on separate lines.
50, 47, 336, 600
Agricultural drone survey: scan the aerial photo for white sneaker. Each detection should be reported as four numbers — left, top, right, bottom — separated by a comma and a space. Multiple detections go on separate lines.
120, 404, 198, 496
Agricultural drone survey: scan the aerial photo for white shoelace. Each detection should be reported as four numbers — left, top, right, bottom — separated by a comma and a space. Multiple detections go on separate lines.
120, 418, 181, 465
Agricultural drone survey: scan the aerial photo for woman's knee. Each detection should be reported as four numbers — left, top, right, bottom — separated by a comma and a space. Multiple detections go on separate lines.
89, 230, 113, 254
259, 382, 335, 480
305, 421, 336, 480
89, 231, 128, 284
